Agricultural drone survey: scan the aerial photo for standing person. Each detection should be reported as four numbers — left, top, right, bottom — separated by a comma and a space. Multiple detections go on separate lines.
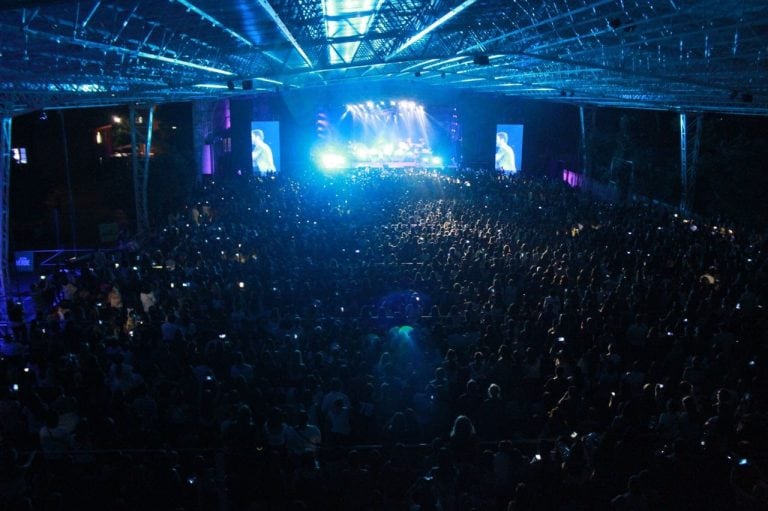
495, 131, 517, 173
252, 129, 276, 173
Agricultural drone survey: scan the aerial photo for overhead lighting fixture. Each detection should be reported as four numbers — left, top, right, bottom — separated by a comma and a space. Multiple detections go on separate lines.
400, 59, 439, 73
388, 0, 478, 59
193, 83, 230, 89
423, 56, 466, 70
254, 77, 284, 86
138, 51, 234, 75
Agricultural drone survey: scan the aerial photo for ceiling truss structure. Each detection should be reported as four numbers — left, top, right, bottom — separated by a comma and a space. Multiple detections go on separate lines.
0, 0, 766, 115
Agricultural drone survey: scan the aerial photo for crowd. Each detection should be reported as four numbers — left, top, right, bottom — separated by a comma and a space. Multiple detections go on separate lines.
1, 167, 767, 510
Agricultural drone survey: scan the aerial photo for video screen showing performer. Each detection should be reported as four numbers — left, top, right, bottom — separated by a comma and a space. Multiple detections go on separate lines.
251, 121, 280, 174
495, 124, 523, 174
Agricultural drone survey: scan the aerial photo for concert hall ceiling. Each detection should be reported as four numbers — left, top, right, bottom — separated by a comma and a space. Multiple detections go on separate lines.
1, 0, 767, 114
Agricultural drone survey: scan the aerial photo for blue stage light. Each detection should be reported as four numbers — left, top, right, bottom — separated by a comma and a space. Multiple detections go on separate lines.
318, 151, 347, 172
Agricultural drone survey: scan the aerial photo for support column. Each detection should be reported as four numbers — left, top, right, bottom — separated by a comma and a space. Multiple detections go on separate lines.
0, 116, 11, 327
142, 105, 154, 232
579, 105, 588, 179
58, 110, 77, 249
192, 100, 216, 177
130, 105, 153, 235
679, 112, 702, 213
679, 113, 687, 212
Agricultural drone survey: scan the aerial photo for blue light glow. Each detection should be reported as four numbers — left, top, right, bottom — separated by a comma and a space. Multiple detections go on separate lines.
322, 0, 383, 64
318, 150, 348, 172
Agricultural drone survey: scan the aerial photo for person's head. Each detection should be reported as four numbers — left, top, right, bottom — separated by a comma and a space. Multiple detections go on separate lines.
450, 415, 475, 439
496, 131, 509, 146
296, 409, 309, 428
389, 412, 406, 431
252, 129, 265, 142
236, 404, 252, 424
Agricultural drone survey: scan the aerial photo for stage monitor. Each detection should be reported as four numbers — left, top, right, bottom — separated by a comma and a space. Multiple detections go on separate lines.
495, 124, 523, 173
251, 121, 280, 174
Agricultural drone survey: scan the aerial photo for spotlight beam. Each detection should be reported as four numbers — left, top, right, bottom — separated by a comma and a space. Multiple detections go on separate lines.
387, 0, 477, 60
255, 0, 313, 68
175, 0, 254, 47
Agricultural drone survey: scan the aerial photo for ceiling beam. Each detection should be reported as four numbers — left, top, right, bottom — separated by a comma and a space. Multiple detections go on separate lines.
387, 0, 478, 60
2, 22, 235, 76
255, 0, 313, 68
174, 0, 254, 47
459, 0, 616, 55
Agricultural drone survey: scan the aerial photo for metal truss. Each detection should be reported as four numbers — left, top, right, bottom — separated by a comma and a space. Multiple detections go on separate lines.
0, 115, 11, 327
679, 112, 703, 213
0, 0, 766, 115
130, 104, 154, 235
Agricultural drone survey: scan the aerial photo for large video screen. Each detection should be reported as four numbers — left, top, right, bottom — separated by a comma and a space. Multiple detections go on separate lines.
251, 121, 280, 174
495, 124, 523, 173
315, 99, 452, 171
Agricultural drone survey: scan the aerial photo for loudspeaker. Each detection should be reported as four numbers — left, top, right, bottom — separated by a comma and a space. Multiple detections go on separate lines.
226, 80, 235, 90
242, 80, 253, 90
473, 55, 490, 66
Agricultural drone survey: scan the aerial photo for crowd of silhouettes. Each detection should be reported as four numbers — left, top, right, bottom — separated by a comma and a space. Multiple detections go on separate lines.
1, 167, 766, 510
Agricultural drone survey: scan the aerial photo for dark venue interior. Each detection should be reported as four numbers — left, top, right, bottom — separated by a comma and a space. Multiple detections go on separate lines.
1, 1, 767, 510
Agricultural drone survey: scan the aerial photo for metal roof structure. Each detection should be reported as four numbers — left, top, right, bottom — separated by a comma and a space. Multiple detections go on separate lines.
1, 0, 767, 115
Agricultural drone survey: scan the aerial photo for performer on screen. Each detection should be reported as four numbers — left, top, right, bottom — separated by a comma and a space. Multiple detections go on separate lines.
495, 131, 517, 173
252, 129, 276, 173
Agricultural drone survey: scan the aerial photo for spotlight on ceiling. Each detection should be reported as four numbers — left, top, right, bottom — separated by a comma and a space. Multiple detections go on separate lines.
415, 71, 422, 77
226, 80, 235, 91
242, 80, 253, 90
473, 55, 490, 66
